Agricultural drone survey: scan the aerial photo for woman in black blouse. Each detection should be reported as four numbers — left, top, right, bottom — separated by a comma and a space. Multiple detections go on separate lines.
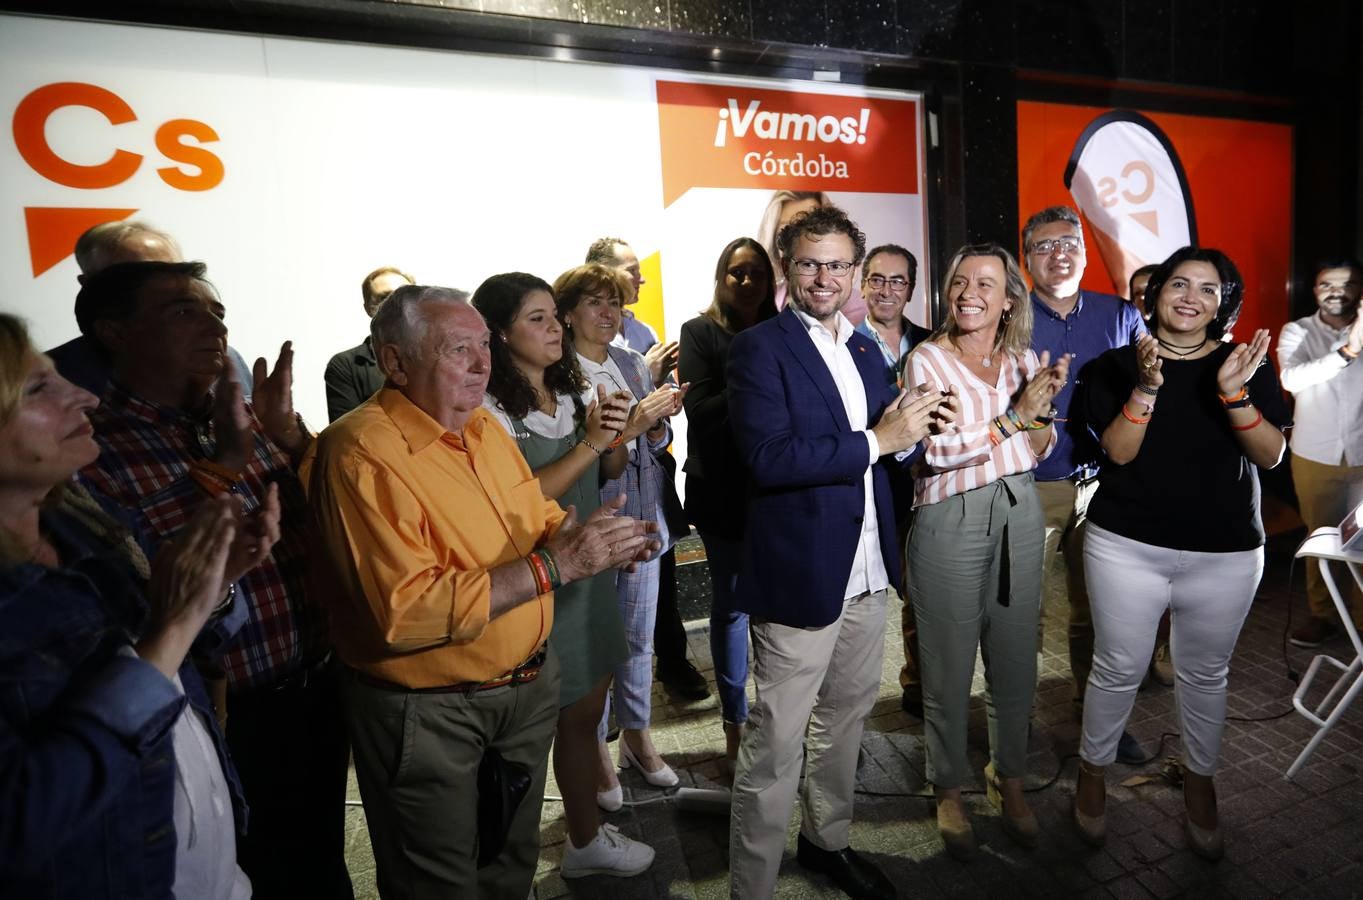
678, 237, 777, 764
1072, 247, 1289, 859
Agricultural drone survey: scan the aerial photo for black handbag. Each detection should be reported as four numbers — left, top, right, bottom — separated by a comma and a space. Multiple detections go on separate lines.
476, 747, 532, 868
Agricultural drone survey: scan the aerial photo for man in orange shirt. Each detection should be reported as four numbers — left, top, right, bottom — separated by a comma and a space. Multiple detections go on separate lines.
305, 285, 658, 898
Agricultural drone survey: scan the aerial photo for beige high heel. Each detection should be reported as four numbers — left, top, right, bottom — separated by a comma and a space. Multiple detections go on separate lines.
1183, 772, 1224, 860
985, 761, 1039, 848
935, 789, 977, 859
1072, 760, 1107, 847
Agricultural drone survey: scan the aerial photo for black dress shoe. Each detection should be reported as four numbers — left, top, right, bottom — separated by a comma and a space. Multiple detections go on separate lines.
658, 660, 711, 701
900, 688, 923, 719
796, 834, 895, 899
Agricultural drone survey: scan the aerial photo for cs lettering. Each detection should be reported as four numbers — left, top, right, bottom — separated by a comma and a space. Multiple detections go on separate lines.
13, 82, 224, 191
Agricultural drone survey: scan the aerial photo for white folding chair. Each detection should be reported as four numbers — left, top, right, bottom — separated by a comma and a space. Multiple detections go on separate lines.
1286, 527, 1363, 780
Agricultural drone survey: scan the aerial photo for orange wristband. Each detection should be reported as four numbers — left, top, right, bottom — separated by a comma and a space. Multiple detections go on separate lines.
1121, 404, 1151, 425
1230, 410, 1264, 431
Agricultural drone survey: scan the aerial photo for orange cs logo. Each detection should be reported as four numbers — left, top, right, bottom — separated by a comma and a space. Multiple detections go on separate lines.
1095, 160, 1154, 208
13, 82, 223, 191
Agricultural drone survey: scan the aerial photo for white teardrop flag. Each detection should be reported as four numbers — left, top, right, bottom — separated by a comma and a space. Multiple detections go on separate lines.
1065, 111, 1197, 297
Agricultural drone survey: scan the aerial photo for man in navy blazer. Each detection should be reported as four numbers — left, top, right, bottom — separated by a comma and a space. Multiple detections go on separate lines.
725, 206, 947, 899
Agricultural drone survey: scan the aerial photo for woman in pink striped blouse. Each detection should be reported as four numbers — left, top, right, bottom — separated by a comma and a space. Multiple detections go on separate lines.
902, 243, 1070, 857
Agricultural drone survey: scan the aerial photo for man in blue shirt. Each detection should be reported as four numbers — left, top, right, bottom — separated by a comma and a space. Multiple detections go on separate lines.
1022, 206, 1147, 763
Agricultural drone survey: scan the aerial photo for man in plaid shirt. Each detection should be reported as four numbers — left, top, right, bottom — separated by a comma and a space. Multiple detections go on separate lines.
78, 259, 353, 900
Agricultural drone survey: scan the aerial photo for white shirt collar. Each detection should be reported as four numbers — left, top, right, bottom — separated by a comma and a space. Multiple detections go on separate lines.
791, 304, 853, 346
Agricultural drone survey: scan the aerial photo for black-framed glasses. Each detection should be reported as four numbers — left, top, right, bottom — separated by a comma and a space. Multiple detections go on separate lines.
1028, 237, 1083, 256
792, 259, 854, 277
865, 275, 910, 291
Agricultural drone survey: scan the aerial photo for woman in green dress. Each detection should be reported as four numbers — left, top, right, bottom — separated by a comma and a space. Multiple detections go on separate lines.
474, 272, 656, 879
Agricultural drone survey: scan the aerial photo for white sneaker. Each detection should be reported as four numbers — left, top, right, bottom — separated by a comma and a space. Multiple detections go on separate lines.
560, 824, 655, 878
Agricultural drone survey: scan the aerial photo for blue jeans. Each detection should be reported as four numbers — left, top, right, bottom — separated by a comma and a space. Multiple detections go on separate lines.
700, 531, 749, 724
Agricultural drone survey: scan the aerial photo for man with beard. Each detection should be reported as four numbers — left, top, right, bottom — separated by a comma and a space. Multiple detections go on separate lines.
725, 206, 950, 899
1280, 258, 1363, 647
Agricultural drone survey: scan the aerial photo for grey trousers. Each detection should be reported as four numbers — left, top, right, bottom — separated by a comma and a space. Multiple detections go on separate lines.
342, 649, 560, 900
906, 473, 1044, 788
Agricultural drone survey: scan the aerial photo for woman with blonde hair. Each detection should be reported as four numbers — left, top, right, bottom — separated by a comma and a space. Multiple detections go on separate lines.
903, 243, 1069, 857
0, 313, 281, 899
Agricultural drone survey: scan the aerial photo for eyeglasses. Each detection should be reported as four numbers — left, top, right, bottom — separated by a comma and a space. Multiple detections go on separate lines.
1029, 237, 1083, 256
792, 259, 854, 278
865, 275, 911, 292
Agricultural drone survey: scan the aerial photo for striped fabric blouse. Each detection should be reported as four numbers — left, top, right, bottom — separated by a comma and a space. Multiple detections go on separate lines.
907, 341, 1056, 507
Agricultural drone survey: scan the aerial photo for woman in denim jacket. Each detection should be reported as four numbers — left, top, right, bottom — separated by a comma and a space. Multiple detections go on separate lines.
0, 314, 279, 899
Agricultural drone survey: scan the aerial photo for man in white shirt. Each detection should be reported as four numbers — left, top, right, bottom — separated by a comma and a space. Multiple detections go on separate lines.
725, 205, 946, 899
1279, 258, 1363, 647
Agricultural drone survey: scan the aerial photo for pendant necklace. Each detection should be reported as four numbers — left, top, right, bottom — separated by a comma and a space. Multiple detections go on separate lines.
1156, 336, 1207, 359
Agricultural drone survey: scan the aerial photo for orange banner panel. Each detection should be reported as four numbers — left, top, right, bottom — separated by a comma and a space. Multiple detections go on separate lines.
1017, 100, 1293, 345
656, 80, 919, 207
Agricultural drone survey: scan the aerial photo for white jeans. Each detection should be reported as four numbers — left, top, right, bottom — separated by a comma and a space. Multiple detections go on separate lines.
1081, 525, 1262, 775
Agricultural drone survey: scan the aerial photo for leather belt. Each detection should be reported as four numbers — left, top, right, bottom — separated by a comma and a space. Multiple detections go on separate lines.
354, 645, 548, 695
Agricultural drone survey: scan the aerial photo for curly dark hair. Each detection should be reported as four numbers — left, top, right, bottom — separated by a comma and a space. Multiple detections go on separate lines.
774, 204, 867, 274
471, 272, 586, 421
1144, 246, 1244, 341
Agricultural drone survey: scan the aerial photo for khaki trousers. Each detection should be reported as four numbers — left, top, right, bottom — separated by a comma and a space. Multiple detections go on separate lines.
728, 589, 888, 899
1035, 477, 1098, 692
342, 649, 560, 900
1292, 454, 1363, 625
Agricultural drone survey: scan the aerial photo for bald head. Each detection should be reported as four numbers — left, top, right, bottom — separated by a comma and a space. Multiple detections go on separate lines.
75, 221, 182, 284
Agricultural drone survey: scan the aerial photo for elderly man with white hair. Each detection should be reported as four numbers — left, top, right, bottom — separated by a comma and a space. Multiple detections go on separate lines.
304, 284, 659, 899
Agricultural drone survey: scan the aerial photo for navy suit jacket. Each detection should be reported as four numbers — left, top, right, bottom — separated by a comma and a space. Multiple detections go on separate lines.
726, 306, 910, 628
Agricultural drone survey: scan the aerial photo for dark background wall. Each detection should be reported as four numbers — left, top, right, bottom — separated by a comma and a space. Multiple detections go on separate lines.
6, 0, 1359, 314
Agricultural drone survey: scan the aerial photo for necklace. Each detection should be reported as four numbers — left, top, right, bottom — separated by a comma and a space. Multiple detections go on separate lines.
981, 354, 992, 368
1156, 336, 1208, 359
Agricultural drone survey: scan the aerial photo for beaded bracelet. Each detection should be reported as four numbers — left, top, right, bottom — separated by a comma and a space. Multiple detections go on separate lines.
580, 437, 607, 455
1134, 383, 1159, 396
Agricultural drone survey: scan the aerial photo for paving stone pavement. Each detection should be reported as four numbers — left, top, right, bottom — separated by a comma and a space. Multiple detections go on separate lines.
342, 537, 1363, 898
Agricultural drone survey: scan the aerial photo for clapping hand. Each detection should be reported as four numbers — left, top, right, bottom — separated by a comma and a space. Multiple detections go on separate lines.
221, 483, 282, 591
874, 383, 945, 453
138, 497, 237, 679
547, 494, 662, 580
1216, 329, 1270, 397
584, 384, 631, 447
252, 341, 310, 457
1014, 351, 1071, 422
931, 385, 961, 434
212, 369, 253, 473
1134, 334, 1164, 391
644, 340, 680, 387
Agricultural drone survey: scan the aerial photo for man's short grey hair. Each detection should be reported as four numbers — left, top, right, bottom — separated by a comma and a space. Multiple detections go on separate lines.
370, 285, 469, 367
1020, 206, 1083, 255
73, 220, 181, 275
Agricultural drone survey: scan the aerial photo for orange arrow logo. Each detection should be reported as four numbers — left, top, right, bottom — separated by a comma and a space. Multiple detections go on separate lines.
24, 206, 137, 276
1129, 210, 1159, 236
